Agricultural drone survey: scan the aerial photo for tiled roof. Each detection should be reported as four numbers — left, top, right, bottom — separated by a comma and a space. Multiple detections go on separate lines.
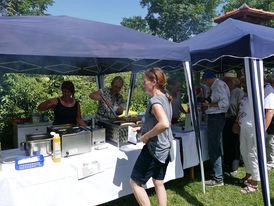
214, 3, 274, 24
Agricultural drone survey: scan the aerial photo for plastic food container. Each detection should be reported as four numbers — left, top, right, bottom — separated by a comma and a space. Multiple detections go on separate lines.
15, 154, 44, 170
32, 113, 41, 123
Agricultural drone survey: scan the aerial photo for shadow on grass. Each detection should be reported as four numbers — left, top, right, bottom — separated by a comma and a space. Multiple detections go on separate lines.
99, 193, 139, 206
100, 177, 205, 206
223, 173, 245, 187
165, 176, 204, 206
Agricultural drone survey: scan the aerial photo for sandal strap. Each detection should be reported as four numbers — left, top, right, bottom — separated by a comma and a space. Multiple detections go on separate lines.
248, 184, 258, 190
241, 185, 258, 194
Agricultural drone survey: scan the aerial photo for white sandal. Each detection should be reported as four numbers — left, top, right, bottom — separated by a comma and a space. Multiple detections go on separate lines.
240, 184, 258, 194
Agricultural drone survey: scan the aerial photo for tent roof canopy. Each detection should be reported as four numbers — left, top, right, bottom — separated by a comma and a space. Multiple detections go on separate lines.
0, 15, 190, 75
180, 18, 274, 72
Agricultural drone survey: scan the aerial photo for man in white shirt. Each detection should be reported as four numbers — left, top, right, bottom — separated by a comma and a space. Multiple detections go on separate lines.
264, 74, 274, 170
201, 71, 230, 186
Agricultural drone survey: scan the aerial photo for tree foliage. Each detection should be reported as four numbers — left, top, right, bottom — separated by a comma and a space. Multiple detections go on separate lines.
0, 0, 54, 16
221, 0, 274, 27
0, 72, 151, 149
121, 16, 151, 34
121, 0, 221, 42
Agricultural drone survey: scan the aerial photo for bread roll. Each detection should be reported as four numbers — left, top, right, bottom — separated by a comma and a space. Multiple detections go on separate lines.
120, 122, 135, 126
113, 120, 125, 124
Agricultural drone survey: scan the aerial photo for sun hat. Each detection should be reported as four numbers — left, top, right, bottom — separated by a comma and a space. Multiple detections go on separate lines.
202, 71, 216, 80
224, 71, 236, 78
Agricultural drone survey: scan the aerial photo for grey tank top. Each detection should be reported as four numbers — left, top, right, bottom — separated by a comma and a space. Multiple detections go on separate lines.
141, 94, 173, 163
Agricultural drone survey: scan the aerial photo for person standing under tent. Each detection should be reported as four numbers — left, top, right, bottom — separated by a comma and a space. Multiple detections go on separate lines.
264, 74, 274, 170
201, 70, 230, 187
130, 68, 173, 206
89, 76, 125, 121
38, 81, 87, 127
235, 77, 260, 193
222, 73, 244, 177
167, 77, 186, 124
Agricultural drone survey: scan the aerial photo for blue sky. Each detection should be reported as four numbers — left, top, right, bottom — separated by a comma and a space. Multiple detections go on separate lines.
46, 0, 147, 25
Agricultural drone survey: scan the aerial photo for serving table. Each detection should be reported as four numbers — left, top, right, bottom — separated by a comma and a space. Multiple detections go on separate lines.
172, 125, 209, 170
0, 125, 209, 206
172, 125, 209, 180
0, 140, 183, 206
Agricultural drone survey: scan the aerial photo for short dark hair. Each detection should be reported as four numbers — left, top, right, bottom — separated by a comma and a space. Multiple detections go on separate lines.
61, 81, 75, 96
111, 76, 124, 86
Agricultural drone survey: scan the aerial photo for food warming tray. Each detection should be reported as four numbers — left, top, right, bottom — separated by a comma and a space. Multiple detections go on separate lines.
48, 125, 92, 157
25, 133, 52, 157
99, 117, 141, 147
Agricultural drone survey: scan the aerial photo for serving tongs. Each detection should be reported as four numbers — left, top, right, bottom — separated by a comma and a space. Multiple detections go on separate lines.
100, 95, 117, 118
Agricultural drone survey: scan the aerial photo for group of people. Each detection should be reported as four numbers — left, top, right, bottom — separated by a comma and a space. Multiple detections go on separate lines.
37, 68, 273, 205
38, 68, 174, 206
38, 76, 126, 126
201, 70, 274, 195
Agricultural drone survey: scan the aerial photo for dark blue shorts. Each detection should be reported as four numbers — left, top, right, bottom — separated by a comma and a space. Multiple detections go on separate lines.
130, 145, 169, 185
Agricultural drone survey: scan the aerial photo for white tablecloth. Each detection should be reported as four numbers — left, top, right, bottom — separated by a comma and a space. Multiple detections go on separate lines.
172, 125, 209, 169
0, 140, 183, 206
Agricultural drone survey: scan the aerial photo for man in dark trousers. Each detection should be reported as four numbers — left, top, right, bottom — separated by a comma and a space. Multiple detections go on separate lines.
201, 71, 230, 186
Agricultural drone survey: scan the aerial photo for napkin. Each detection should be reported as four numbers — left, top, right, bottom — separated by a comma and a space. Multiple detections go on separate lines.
127, 126, 137, 144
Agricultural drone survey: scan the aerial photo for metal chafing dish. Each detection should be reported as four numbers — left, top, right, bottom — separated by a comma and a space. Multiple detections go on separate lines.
90, 127, 106, 146
25, 133, 52, 157
47, 124, 92, 157
85, 119, 106, 146
98, 116, 141, 147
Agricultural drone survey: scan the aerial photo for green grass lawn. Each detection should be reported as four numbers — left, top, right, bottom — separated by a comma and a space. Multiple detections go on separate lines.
100, 162, 274, 206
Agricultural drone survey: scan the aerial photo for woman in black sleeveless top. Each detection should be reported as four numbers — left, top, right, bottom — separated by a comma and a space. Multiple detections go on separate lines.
38, 81, 87, 126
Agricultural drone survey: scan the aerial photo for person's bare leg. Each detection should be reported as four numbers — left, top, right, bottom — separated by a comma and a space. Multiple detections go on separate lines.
250, 179, 258, 187
152, 179, 167, 206
130, 178, 151, 206
239, 173, 252, 183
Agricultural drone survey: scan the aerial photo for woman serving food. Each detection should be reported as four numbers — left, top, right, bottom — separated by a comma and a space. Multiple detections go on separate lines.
38, 81, 87, 127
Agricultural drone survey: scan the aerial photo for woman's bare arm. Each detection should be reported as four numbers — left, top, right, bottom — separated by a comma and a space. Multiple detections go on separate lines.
38, 98, 58, 111
76, 103, 87, 127
140, 104, 169, 143
265, 109, 274, 131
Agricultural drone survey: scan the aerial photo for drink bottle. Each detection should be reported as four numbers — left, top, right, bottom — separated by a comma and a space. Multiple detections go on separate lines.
51, 132, 61, 162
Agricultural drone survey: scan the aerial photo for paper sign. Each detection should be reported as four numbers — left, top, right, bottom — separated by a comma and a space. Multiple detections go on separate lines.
128, 126, 137, 144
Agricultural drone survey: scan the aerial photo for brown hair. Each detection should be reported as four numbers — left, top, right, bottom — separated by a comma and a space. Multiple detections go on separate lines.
144, 67, 172, 102
61, 81, 75, 97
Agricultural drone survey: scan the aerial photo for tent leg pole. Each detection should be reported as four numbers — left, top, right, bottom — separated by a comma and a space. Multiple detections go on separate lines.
244, 58, 270, 206
183, 61, 205, 194
125, 72, 136, 117
96, 75, 104, 90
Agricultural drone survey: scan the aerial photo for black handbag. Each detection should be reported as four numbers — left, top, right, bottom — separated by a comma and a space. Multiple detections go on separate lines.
267, 118, 274, 134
